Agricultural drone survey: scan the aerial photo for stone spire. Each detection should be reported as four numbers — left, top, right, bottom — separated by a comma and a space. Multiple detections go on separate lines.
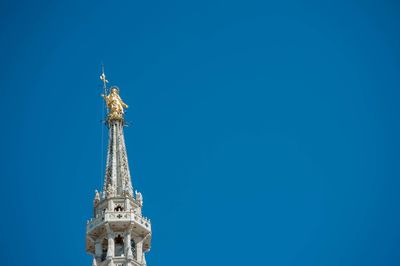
86, 77, 152, 266
103, 111, 134, 198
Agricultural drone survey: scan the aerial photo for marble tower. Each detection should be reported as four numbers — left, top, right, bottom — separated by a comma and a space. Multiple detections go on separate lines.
86, 75, 152, 266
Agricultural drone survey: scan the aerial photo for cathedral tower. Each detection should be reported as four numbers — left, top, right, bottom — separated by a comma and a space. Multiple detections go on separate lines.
86, 73, 152, 266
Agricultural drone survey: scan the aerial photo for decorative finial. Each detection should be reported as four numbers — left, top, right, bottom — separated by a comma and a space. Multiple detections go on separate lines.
93, 190, 100, 206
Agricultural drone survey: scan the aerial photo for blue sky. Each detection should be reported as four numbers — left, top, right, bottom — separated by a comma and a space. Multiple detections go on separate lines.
1, 0, 400, 265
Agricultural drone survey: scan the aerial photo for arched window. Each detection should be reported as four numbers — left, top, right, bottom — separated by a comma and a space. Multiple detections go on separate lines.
114, 235, 124, 257
131, 238, 136, 259
101, 238, 108, 262
114, 205, 124, 212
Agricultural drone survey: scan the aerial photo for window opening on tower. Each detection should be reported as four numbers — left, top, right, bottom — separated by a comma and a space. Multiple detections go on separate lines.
131, 238, 136, 259
101, 238, 108, 262
115, 235, 124, 257
114, 205, 124, 212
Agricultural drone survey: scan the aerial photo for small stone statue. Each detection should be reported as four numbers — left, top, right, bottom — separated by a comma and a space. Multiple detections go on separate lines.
106, 183, 116, 198
123, 187, 133, 197
93, 190, 100, 206
135, 190, 143, 207
101, 86, 128, 121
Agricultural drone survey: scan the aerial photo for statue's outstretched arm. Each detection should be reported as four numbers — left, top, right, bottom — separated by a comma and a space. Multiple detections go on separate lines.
121, 101, 128, 108
116, 95, 128, 108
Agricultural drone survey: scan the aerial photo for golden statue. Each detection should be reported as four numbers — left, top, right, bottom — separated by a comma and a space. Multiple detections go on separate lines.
102, 87, 128, 121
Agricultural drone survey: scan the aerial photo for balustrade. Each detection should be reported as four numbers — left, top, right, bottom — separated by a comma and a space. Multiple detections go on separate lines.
87, 210, 151, 231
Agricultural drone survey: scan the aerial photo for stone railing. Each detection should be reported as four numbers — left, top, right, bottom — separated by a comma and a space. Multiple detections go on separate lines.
105, 211, 132, 221
87, 215, 105, 231
112, 257, 142, 266
87, 211, 151, 232
132, 214, 151, 230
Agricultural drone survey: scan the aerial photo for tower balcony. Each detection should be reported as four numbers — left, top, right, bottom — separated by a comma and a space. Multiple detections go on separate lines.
94, 257, 143, 266
87, 210, 151, 235
112, 257, 143, 266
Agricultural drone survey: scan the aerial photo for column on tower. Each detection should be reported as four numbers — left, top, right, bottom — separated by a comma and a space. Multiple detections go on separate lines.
106, 224, 115, 260
134, 236, 144, 264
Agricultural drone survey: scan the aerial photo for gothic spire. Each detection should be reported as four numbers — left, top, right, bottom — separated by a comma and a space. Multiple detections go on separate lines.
86, 71, 151, 266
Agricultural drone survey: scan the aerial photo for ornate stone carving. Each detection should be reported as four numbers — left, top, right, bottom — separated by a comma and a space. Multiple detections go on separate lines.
102, 120, 134, 198
106, 183, 116, 198
106, 235, 115, 260
125, 230, 134, 261
135, 191, 143, 207
93, 190, 100, 206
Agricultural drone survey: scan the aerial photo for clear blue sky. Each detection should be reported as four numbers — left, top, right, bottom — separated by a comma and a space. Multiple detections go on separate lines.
1, 0, 400, 265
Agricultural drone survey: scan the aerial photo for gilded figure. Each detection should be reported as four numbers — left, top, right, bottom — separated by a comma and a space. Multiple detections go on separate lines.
102, 87, 128, 121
